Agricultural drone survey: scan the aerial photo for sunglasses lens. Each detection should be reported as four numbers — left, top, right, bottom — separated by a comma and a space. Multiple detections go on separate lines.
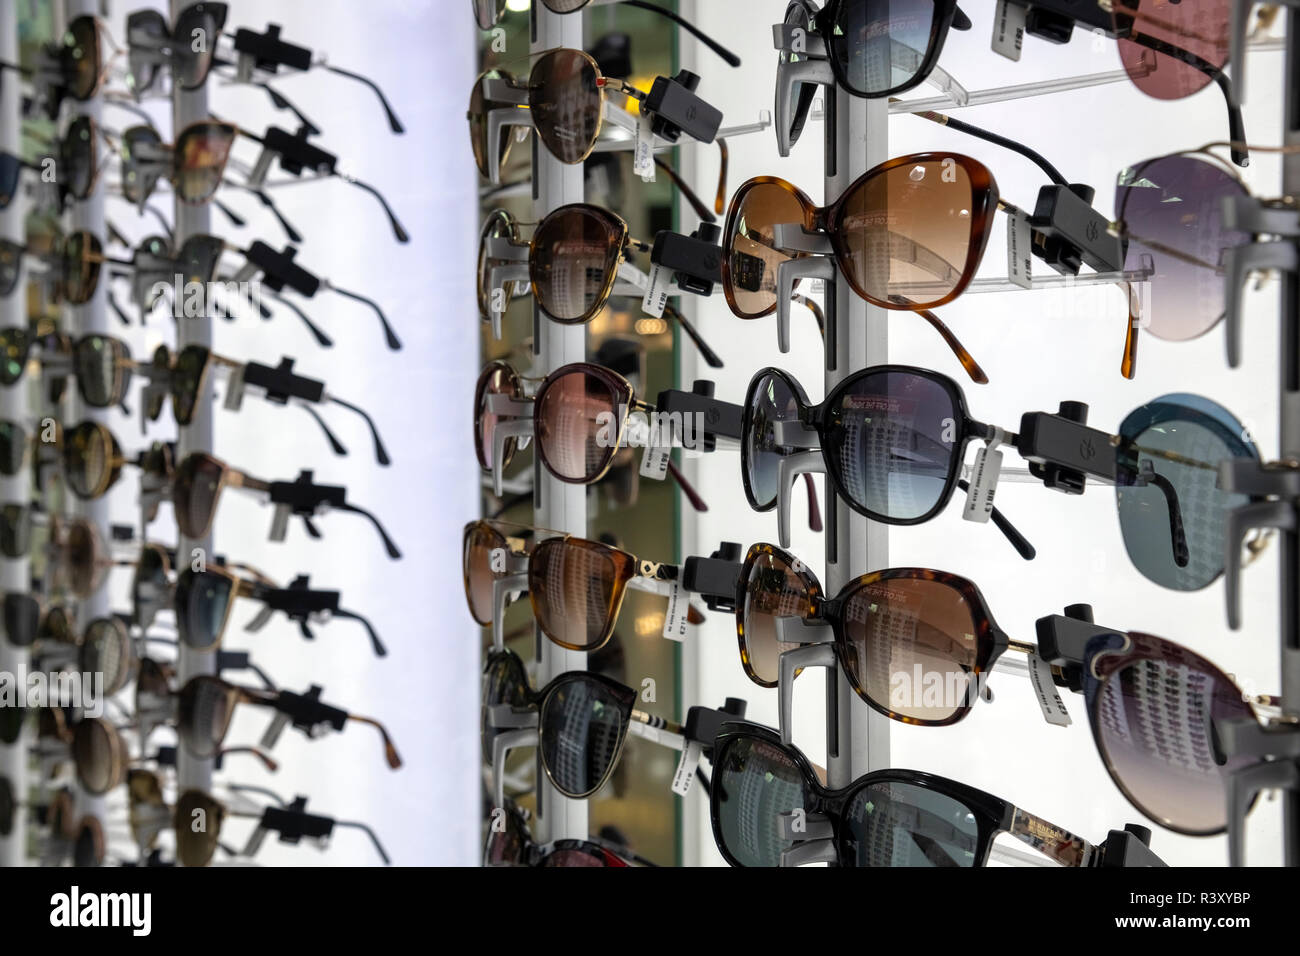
539, 675, 630, 797
483, 807, 527, 866
3, 593, 39, 647
0, 421, 24, 476
830, 0, 942, 95
61, 520, 98, 597
1116, 155, 1247, 341
468, 71, 517, 180
73, 820, 104, 866
176, 569, 232, 651
0, 241, 22, 298
174, 789, 223, 867
481, 651, 530, 765
126, 11, 168, 93
0, 775, 13, 836
134, 548, 168, 630
478, 213, 518, 319
529, 537, 622, 650
463, 523, 503, 627
528, 50, 601, 165
0, 154, 20, 208
174, 5, 223, 89
0, 703, 22, 744
122, 126, 162, 205
74, 334, 123, 407
173, 453, 224, 539
81, 618, 131, 696
40, 606, 71, 644
177, 676, 231, 759
542, 848, 617, 867
473, 0, 508, 30
63, 116, 95, 199
1091, 638, 1253, 833
1, 505, 29, 559
475, 363, 520, 472
72, 719, 120, 795
146, 344, 171, 422
825, 369, 958, 521
61, 231, 102, 305
840, 575, 979, 722
65, 17, 99, 100
780, 3, 816, 144
542, 0, 590, 11
63, 422, 110, 499
530, 205, 622, 323
171, 345, 207, 425
740, 547, 810, 686
175, 122, 234, 203
724, 182, 806, 318
839, 158, 976, 307
843, 780, 979, 866
1112, 0, 1228, 100
535, 365, 619, 483
743, 371, 800, 510
1116, 394, 1254, 590
0, 327, 29, 385
714, 734, 809, 867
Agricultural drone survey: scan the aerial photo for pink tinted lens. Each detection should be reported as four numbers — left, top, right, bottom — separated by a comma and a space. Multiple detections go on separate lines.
1114, 0, 1229, 100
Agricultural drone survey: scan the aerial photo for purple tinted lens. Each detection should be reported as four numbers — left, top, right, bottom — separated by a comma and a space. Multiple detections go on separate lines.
1116, 154, 1248, 342
824, 369, 958, 521
541, 847, 613, 867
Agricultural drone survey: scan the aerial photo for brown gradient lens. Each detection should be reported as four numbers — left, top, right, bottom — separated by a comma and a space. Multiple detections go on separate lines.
62, 519, 100, 597
1112, 0, 1228, 101
81, 617, 134, 695
175, 789, 225, 867
528, 537, 628, 651
840, 575, 979, 723
177, 676, 235, 759
61, 230, 102, 305
477, 210, 521, 319
175, 122, 235, 203
474, 362, 522, 472
468, 70, 519, 180
835, 158, 976, 308
173, 453, 225, 539
723, 180, 809, 318
535, 365, 622, 483
72, 717, 123, 795
530, 205, 623, 323
528, 50, 602, 165
62, 421, 115, 499
463, 521, 506, 627
739, 546, 813, 686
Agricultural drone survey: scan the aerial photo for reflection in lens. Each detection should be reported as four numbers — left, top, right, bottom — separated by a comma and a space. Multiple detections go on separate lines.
173, 453, 226, 539
844, 780, 979, 866
176, 568, 233, 651
177, 676, 233, 759
528, 50, 602, 165
464, 522, 504, 627
481, 650, 531, 765
72, 718, 121, 795
724, 181, 807, 318
1115, 155, 1247, 342
73, 334, 122, 408
529, 537, 619, 650
62, 115, 96, 199
171, 345, 208, 425
535, 365, 620, 483
175, 789, 224, 867
539, 675, 630, 797
1116, 394, 1254, 591
530, 205, 621, 323
543, 848, 612, 867
175, 122, 235, 203
740, 547, 809, 685
825, 369, 958, 521
714, 735, 808, 867
468, 69, 520, 180
743, 371, 801, 510
474, 362, 520, 472
63, 421, 112, 499
830, 0, 941, 96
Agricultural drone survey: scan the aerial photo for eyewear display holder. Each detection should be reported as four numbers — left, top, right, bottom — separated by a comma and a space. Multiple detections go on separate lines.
0, 3, 23, 869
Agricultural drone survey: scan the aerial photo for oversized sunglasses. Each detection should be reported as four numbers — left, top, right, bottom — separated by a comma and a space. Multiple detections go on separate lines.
711, 722, 1095, 868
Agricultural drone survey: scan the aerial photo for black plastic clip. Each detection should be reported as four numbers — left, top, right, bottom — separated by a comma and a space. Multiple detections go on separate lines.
683, 541, 744, 613
1033, 604, 1115, 693
1028, 183, 1126, 277
243, 242, 321, 297
649, 222, 723, 297
1096, 824, 1167, 867
263, 125, 337, 177
683, 697, 748, 756
243, 357, 325, 406
1015, 402, 1115, 494
261, 796, 334, 847
1218, 459, 1300, 629
655, 380, 744, 450
270, 470, 345, 514
1220, 194, 1300, 368
231, 23, 313, 74
643, 70, 722, 144
1021, 0, 1113, 43
276, 684, 348, 737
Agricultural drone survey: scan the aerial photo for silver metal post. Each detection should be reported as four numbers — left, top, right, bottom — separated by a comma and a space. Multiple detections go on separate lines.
530, 2, 586, 845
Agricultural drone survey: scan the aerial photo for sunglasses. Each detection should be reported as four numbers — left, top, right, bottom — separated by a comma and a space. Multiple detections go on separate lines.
483, 646, 678, 799
0, 418, 63, 491
0, 329, 143, 413
2, 595, 74, 650
44, 514, 141, 600
176, 674, 402, 770
0, 16, 109, 122
484, 800, 653, 867
0, 230, 136, 305
0, 502, 30, 559
71, 716, 129, 796
710, 722, 1094, 867
463, 519, 702, 652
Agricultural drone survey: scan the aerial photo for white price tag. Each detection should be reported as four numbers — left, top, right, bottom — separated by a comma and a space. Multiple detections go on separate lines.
641, 435, 671, 481
1027, 651, 1073, 726
1006, 207, 1033, 290
671, 741, 703, 796
223, 365, 247, 411
642, 260, 670, 317
634, 111, 656, 180
992, 0, 1026, 61
661, 580, 688, 640
963, 444, 1003, 523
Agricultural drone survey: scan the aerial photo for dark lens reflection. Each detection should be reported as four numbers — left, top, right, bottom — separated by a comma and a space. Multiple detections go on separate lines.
539, 675, 629, 797
843, 780, 979, 866
714, 734, 808, 867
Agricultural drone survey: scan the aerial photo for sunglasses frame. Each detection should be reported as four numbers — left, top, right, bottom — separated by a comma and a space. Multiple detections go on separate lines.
173, 563, 276, 651
527, 203, 646, 326
532, 360, 649, 485
811, 0, 964, 100
61, 419, 126, 500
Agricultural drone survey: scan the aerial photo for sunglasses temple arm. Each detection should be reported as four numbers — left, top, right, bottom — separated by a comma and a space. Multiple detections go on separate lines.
222, 179, 304, 243
227, 782, 288, 806
802, 472, 823, 532
332, 607, 387, 658
791, 294, 825, 339
249, 79, 322, 137
663, 302, 723, 368
107, 288, 133, 327
297, 402, 349, 457
328, 396, 391, 466
333, 819, 392, 864
212, 195, 248, 228
910, 303, 988, 384
263, 289, 334, 348
714, 139, 728, 215
348, 713, 403, 769
664, 457, 707, 512
335, 501, 403, 560
652, 156, 716, 224
327, 283, 402, 351
909, 108, 1068, 186
955, 478, 1035, 560
623, 0, 740, 66
320, 63, 404, 135
341, 174, 409, 244
1006, 806, 1095, 867
218, 745, 279, 773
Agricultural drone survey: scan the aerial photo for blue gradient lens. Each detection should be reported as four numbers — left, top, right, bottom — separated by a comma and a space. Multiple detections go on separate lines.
831, 0, 940, 96
844, 780, 979, 866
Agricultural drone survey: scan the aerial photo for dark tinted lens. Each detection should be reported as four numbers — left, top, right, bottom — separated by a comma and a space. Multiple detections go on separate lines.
1092, 643, 1253, 833
175, 568, 232, 651
0, 704, 22, 744
739, 547, 810, 685
464, 522, 503, 627
171, 345, 208, 425
468, 70, 518, 180
0, 421, 24, 475
40, 606, 72, 644
539, 675, 630, 797
1116, 394, 1254, 590
743, 371, 801, 510
81, 618, 132, 695
0, 504, 30, 558
840, 575, 979, 722
0, 153, 20, 208
481, 651, 530, 765
61, 230, 102, 304
126, 10, 168, 93
542, 847, 615, 867
530, 205, 621, 323
62, 421, 111, 499
0, 241, 22, 297
0, 775, 14, 836
475, 363, 519, 472
843, 779, 980, 866
174, 789, 223, 867
0, 327, 30, 385
73, 334, 123, 407
62, 521, 98, 597
122, 126, 163, 205
3, 592, 39, 647
146, 344, 171, 422
830, 0, 941, 96
65, 17, 99, 100
73, 718, 121, 795
528, 50, 601, 164
174, 5, 223, 89
780, 3, 817, 145
73, 819, 104, 866
62, 116, 95, 199
473, 0, 508, 29
535, 366, 620, 482
1113, 0, 1228, 100
824, 369, 959, 521
175, 122, 234, 203
177, 676, 232, 758
1116, 155, 1248, 341
134, 546, 169, 629
529, 537, 621, 650
714, 734, 809, 867
483, 808, 527, 865
173, 453, 225, 539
